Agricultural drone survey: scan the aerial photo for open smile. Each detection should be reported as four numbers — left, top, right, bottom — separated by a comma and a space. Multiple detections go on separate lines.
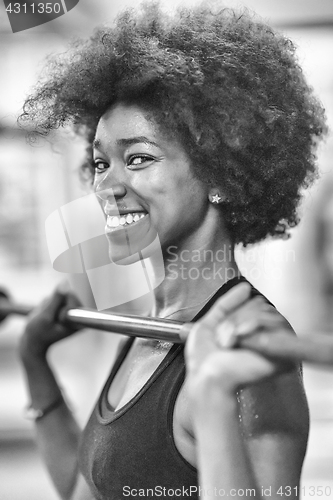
105, 212, 148, 233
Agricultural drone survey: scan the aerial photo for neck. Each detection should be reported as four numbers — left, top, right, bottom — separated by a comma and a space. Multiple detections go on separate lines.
151, 225, 239, 319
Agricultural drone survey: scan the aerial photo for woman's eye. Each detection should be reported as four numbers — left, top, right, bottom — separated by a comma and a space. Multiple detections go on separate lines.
127, 155, 154, 168
94, 161, 109, 173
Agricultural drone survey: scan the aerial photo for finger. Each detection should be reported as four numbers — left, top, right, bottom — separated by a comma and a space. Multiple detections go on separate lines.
179, 322, 194, 343
216, 313, 282, 349
215, 299, 287, 349
189, 349, 282, 393
200, 282, 252, 329
216, 320, 237, 348
56, 280, 72, 294
42, 290, 68, 320
235, 318, 261, 337
215, 297, 262, 336
27, 290, 66, 322
235, 313, 288, 337
221, 294, 283, 328
225, 296, 267, 322
181, 283, 252, 344
65, 291, 82, 309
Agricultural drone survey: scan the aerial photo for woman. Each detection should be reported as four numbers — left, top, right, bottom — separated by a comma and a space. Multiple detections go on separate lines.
19, 3, 326, 499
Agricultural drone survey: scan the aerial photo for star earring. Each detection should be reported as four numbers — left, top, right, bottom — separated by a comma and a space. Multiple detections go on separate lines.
209, 192, 223, 204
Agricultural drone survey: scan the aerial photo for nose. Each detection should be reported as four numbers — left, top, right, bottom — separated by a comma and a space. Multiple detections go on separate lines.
94, 167, 127, 203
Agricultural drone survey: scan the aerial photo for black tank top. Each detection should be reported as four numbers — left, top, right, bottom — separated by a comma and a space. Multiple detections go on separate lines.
79, 276, 258, 500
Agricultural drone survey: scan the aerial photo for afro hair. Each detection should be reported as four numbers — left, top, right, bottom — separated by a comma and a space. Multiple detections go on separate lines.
19, 1, 327, 244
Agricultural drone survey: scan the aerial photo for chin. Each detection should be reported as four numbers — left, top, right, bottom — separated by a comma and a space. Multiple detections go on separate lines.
106, 225, 161, 264
108, 250, 141, 265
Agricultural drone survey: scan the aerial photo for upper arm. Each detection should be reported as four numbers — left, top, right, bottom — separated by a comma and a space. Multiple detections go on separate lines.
239, 366, 309, 497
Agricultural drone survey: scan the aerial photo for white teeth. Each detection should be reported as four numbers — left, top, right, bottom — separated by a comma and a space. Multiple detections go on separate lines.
109, 216, 119, 227
107, 213, 146, 229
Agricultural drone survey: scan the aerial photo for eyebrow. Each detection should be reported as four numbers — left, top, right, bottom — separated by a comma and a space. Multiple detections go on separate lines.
92, 136, 159, 150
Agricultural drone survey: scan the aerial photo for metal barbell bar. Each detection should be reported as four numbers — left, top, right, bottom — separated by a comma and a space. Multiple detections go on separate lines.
1, 294, 333, 366
1, 295, 184, 342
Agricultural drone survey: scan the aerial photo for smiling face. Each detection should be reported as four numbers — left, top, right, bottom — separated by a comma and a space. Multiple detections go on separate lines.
93, 103, 211, 262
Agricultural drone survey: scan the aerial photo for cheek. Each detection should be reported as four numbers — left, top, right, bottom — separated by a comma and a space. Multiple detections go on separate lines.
152, 165, 195, 195
131, 165, 206, 215
130, 170, 175, 200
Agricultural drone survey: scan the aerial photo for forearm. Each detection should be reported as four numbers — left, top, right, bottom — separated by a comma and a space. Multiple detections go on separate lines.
21, 351, 81, 500
194, 385, 261, 500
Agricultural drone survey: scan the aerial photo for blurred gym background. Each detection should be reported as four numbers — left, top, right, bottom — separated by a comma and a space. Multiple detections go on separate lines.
0, 0, 333, 498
